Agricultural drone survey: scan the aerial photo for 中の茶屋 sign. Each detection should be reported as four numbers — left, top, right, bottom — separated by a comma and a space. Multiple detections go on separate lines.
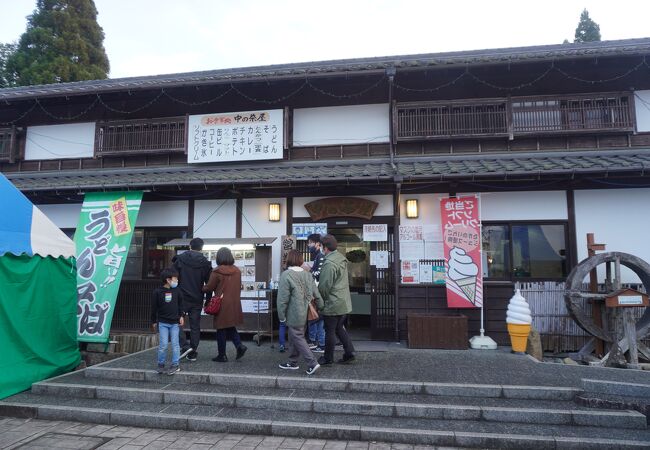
187, 109, 284, 163
440, 196, 483, 308
75, 192, 143, 342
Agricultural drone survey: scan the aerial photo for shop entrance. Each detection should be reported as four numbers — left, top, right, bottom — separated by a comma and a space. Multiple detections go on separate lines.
297, 225, 395, 340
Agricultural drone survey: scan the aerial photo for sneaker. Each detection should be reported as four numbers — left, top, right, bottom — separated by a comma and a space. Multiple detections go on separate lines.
308, 343, 318, 350
212, 355, 228, 362
236, 344, 248, 360
312, 346, 325, 353
156, 364, 165, 374
317, 356, 333, 366
180, 347, 194, 360
278, 345, 286, 353
335, 342, 344, 348
279, 362, 299, 370
186, 351, 198, 362
167, 365, 180, 375
337, 354, 356, 364
305, 364, 320, 375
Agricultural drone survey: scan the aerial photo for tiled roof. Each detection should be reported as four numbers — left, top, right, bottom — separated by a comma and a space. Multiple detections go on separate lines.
0, 38, 649, 101
6, 149, 650, 192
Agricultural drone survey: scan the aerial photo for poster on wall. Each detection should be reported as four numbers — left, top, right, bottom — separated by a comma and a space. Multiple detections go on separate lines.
363, 224, 387, 241
370, 250, 389, 268
187, 109, 283, 164
75, 191, 143, 343
292, 223, 327, 240
440, 196, 483, 308
398, 225, 423, 241
400, 260, 419, 283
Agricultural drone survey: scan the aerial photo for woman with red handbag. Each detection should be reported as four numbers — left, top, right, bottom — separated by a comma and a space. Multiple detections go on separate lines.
202, 247, 246, 362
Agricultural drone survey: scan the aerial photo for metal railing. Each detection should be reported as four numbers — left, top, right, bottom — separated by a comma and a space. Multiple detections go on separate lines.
95, 117, 186, 156
396, 92, 634, 141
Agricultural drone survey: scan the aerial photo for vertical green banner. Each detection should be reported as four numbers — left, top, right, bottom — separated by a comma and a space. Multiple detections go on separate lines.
75, 191, 143, 343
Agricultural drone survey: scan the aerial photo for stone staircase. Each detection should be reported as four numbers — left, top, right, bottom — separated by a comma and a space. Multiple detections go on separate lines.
2, 364, 650, 448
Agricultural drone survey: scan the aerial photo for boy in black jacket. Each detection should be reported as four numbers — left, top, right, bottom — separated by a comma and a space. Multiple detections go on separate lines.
151, 268, 185, 375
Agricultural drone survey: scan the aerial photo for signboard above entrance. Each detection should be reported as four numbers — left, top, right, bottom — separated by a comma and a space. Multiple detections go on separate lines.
187, 109, 284, 163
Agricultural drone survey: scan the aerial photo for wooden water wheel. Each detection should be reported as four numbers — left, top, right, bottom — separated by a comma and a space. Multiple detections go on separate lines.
565, 252, 650, 367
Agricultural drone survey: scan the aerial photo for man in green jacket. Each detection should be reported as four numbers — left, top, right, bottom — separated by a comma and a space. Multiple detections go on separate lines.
317, 234, 356, 365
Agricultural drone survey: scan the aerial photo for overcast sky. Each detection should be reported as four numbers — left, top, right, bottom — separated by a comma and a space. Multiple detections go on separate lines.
2, 1, 650, 79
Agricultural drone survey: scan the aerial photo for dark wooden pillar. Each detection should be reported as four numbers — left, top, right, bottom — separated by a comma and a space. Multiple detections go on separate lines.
236, 198, 243, 238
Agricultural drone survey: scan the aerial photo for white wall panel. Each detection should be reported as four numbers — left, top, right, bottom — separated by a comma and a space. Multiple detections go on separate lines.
471, 191, 568, 221
293, 104, 389, 146
399, 193, 446, 225
136, 201, 188, 227
575, 189, 650, 283
193, 199, 236, 238
25, 123, 95, 160
293, 195, 393, 218
37, 203, 82, 229
634, 90, 650, 133
242, 198, 286, 280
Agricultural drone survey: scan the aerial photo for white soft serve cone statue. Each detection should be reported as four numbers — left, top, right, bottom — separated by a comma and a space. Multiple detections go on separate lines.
506, 289, 532, 353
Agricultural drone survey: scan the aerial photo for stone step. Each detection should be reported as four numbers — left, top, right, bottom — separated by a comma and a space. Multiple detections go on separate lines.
1, 396, 650, 449
44, 371, 587, 409
32, 380, 646, 428
84, 366, 581, 401
583, 379, 650, 398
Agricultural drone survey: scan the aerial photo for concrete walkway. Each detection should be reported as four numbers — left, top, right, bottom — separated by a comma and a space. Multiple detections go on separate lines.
0, 416, 440, 449
100, 339, 650, 387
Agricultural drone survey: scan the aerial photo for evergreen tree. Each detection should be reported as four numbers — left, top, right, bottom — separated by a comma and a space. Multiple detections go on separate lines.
0, 43, 17, 88
5, 0, 109, 86
574, 9, 601, 43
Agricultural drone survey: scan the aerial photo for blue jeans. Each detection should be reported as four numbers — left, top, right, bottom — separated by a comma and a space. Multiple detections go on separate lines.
279, 321, 287, 347
308, 318, 325, 347
158, 322, 180, 366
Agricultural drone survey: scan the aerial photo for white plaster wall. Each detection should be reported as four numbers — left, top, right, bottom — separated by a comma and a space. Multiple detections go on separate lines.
193, 199, 237, 238
25, 123, 95, 160
634, 90, 650, 133
37, 203, 82, 229
575, 188, 650, 283
399, 193, 446, 225
136, 201, 188, 227
462, 191, 568, 221
293, 104, 389, 146
242, 198, 286, 280
293, 195, 394, 218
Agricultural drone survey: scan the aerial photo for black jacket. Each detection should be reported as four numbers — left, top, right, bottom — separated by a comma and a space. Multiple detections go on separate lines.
151, 286, 183, 324
311, 250, 325, 282
172, 250, 212, 304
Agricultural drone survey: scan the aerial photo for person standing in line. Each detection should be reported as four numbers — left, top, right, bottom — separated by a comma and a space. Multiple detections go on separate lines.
278, 250, 324, 375
317, 234, 356, 366
203, 247, 247, 362
302, 233, 325, 353
151, 268, 185, 375
172, 237, 212, 362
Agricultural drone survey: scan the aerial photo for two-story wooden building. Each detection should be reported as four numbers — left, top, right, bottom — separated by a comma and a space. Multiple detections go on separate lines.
2, 38, 650, 346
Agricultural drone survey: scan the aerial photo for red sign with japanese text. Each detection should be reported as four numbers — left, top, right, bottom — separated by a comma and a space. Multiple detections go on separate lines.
440, 196, 483, 308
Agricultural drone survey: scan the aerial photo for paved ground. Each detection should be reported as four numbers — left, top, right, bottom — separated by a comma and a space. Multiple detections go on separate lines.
0, 417, 443, 449
101, 338, 650, 387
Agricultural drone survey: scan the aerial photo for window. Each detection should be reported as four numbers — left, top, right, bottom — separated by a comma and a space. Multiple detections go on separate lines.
482, 222, 567, 280
122, 228, 187, 280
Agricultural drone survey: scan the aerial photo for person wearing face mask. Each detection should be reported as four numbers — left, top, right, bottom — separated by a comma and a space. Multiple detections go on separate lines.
151, 268, 185, 375
302, 234, 325, 352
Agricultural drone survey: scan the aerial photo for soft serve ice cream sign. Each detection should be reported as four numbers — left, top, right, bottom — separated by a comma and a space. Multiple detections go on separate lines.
440, 196, 483, 308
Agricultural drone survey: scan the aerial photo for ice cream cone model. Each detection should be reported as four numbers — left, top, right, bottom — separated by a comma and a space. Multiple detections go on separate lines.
506, 289, 532, 353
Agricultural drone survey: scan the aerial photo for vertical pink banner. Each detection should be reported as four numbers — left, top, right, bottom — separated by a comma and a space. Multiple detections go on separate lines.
440, 196, 483, 308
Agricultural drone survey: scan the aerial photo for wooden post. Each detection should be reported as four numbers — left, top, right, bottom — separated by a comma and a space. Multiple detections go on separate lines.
623, 308, 639, 366
587, 233, 606, 356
